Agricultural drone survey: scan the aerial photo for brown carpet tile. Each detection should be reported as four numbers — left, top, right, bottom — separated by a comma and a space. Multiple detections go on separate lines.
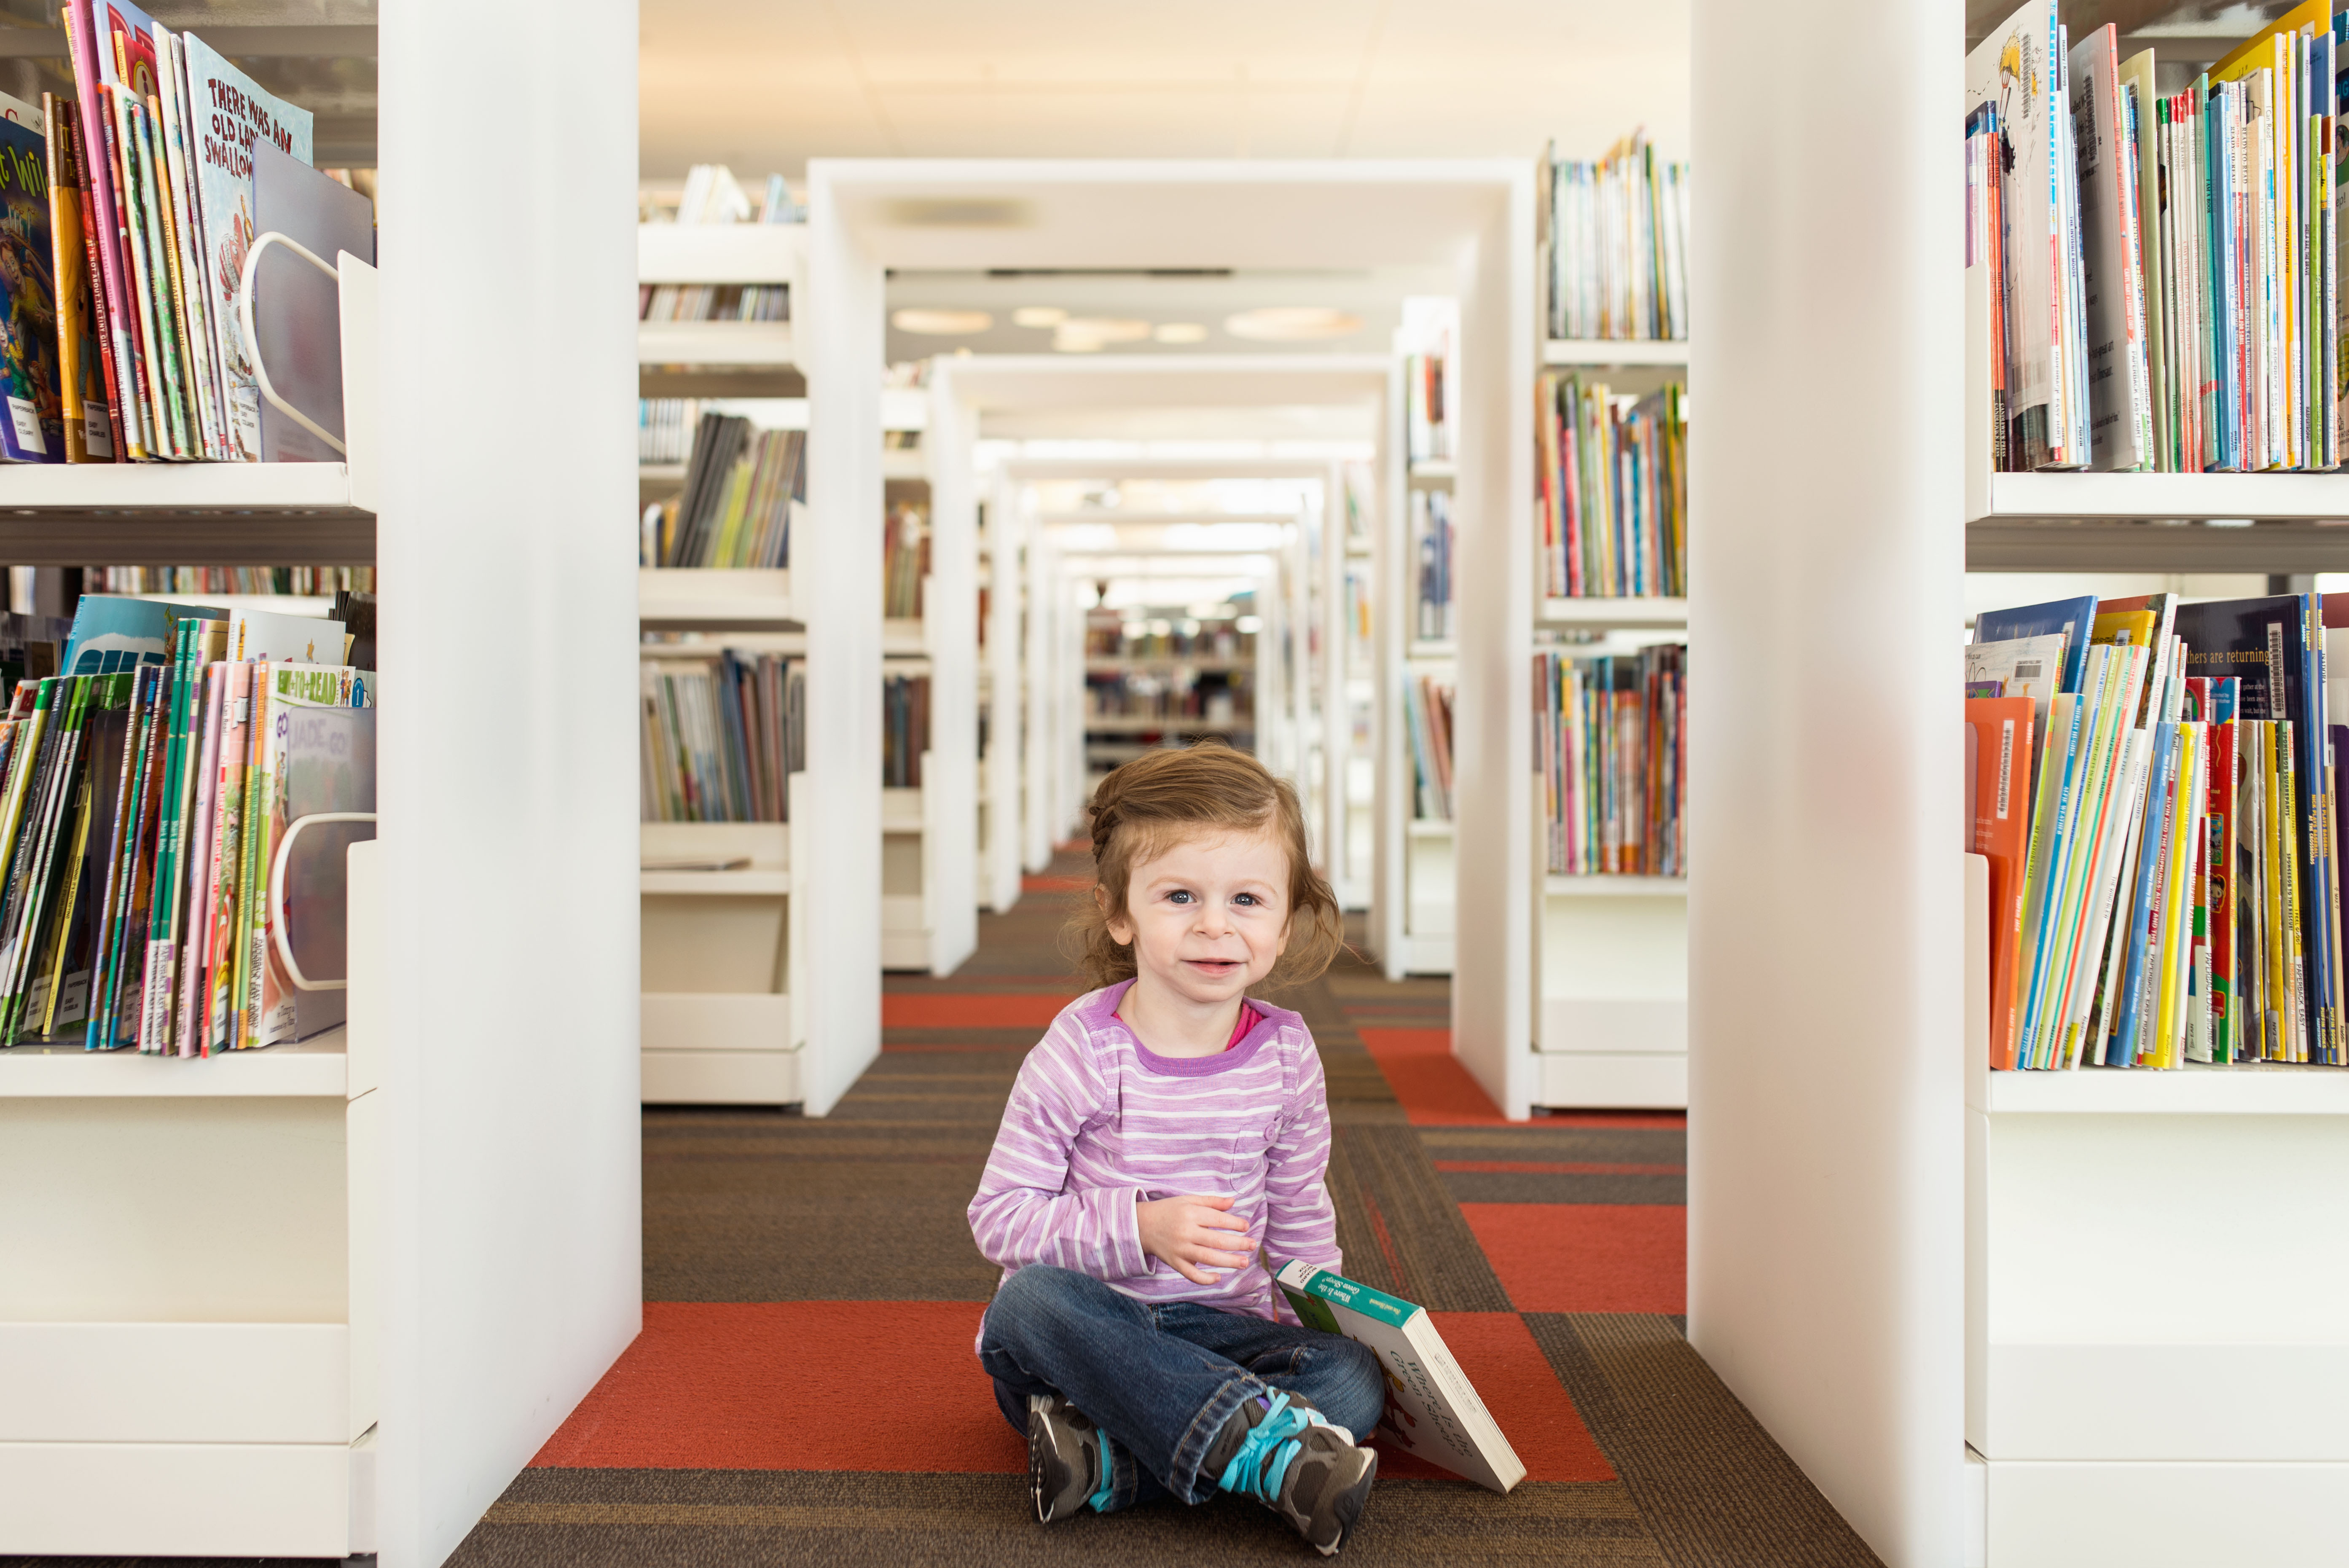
1442, 1171, 1688, 1206
457, 1471, 1667, 1567
1526, 1316, 1884, 1568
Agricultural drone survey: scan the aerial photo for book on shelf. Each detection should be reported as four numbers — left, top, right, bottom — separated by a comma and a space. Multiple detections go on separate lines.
1535, 644, 1684, 877
1273, 1259, 1524, 1494
884, 501, 927, 620
641, 409, 805, 569
1537, 372, 1686, 598
641, 648, 800, 824
883, 671, 927, 789
1084, 608, 1252, 663
1404, 674, 1454, 822
1412, 489, 1453, 642
82, 565, 375, 596
0, 91, 66, 464
639, 163, 795, 325
46, 1, 360, 464
1545, 127, 1689, 342
1967, 587, 2349, 1071
1085, 666, 1247, 730
1967, 0, 2344, 473
0, 593, 371, 1052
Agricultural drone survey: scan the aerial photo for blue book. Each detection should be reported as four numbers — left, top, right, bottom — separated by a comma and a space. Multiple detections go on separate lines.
1977, 596, 2098, 695
57, 595, 224, 678
2110, 722, 2182, 1066
0, 109, 60, 464
2016, 690, 2088, 1068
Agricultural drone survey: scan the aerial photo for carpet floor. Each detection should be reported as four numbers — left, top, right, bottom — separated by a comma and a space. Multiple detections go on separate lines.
2, 859, 1882, 1568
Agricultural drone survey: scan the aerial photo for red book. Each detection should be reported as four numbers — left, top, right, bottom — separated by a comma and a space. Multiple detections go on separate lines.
1969, 696, 2036, 1070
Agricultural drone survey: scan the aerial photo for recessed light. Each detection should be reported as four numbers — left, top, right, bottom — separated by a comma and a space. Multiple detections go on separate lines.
1013, 306, 1067, 328
1056, 317, 1152, 346
891, 308, 993, 335
1223, 306, 1363, 342
1154, 322, 1208, 344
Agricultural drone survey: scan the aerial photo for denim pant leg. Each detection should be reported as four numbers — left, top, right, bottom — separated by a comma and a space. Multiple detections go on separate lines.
977, 1266, 1272, 1508
1152, 1303, 1388, 1441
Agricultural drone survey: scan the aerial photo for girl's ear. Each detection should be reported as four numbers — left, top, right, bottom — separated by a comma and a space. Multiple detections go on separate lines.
1100, 883, 1136, 945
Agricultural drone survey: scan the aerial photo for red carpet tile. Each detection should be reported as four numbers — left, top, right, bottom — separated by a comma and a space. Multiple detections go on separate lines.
533, 1301, 1024, 1474
1367, 1311, 1613, 1485
882, 993, 1079, 1029
1354, 1028, 1508, 1125
1435, 1160, 1686, 1176
1459, 1204, 1686, 1314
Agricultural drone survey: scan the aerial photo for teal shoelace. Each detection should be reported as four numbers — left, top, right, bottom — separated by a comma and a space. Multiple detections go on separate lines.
1215, 1391, 1323, 1503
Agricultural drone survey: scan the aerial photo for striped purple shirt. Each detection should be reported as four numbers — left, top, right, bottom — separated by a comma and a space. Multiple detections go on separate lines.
968, 980, 1343, 1326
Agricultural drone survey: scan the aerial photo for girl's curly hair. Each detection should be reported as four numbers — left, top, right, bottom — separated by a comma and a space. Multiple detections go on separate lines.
1063, 741, 1344, 992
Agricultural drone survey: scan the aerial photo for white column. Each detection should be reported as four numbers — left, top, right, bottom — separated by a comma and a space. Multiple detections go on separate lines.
375, 0, 640, 1561
924, 371, 978, 972
800, 162, 885, 1114
1321, 463, 1350, 891
984, 468, 1024, 910
1687, 0, 1965, 1564
1375, 365, 1409, 978
1023, 499, 1054, 872
1450, 172, 1538, 1119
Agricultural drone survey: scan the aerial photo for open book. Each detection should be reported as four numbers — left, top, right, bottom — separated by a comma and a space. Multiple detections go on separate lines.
1273, 1259, 1525, 1493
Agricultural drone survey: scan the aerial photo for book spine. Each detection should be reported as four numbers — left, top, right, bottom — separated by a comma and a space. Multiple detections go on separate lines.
61, 2, 143, 461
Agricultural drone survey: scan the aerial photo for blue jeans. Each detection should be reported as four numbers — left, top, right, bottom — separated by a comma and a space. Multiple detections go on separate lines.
978, 1264, 1385, 1511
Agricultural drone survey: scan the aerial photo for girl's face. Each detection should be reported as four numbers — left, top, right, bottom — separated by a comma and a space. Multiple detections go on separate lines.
1106, 824, 1292, 1010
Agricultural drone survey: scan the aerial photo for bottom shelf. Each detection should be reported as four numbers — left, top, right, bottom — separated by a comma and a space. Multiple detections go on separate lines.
642, 992, 798, 1105
1535, 1050, 1686, 1109
1972, 1451, 2349, 1568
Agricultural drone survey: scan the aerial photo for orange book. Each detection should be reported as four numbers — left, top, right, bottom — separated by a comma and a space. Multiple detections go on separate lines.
1969, 696, 2036, 1070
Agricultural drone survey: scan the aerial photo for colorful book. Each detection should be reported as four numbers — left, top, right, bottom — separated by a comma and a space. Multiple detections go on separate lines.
1969, 696, 2037, 1069
0, 101, 62, 463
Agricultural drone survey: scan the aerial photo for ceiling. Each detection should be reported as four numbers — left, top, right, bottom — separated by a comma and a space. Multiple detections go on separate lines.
639, 0, 1692, 180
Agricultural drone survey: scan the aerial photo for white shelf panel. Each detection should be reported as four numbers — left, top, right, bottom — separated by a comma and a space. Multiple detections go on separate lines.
1539, 597, 1689, 630
638, 567, 796, 627
1406, 640, 1456, 661
640, 869, 790, 895
1544, 874, 1687, 897
1408, 460, 1455, 490
1535, 1050, 1687, 1109
883, 619, 927, 655
0, 1438, 358, 1559
0, 1322, 349, 1444
1982, 1064, 2349, 1116
1407, 818, 1454, 839
637, 320, 795, 366
1544, 338, 1690, 367
637, 223, 803, 285
0, 461, 358, 513
0, 463, 372, 565
1979, 471, 2349, 524
882, 449, 928, 481
881, 789, 924, 832
0, 1030, 348, 1098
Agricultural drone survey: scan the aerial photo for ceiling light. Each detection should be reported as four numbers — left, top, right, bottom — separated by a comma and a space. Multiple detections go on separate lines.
1013, 306, 1067, 328
891, 308, 993, 336
1154, 322, 1208, 344
1223, 306, 1364, 342
1055, 317, 1152, 348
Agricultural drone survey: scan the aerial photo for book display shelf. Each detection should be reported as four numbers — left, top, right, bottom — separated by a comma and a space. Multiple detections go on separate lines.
1528, 337, 1691, 1107
5, 10, 642, 1558
1696, 3, 2349, 1565
1377, 353, 1458, 977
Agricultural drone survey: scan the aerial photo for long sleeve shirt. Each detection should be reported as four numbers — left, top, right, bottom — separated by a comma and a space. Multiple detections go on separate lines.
968, 979, 1344, 1325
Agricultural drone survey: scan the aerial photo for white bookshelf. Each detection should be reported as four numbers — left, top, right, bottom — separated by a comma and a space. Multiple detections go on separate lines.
1695, 15, 2349, 1566
636, 223, 803, 368
1543, 338, 1691, 368
640, 817, 805, 1105
1407, 459, 1455, 491
637, 566, 795, 628
1539, 596, 1690, 631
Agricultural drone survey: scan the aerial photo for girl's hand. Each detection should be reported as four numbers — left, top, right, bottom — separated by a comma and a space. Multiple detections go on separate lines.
1137, 1193, 1253, 1284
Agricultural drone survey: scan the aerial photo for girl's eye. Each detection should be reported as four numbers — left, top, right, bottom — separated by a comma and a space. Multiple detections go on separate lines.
1167, 890, 1192, 903
1233, 893, 1257, 905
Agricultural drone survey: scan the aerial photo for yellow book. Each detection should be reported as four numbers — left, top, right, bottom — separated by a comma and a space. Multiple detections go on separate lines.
2210, 0, 2328, 83
2262, 722, 2288, 1058
2279, 720, 2309, 1060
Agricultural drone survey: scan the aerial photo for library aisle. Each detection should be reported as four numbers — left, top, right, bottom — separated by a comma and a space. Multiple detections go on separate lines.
427, 856, 1881, 1567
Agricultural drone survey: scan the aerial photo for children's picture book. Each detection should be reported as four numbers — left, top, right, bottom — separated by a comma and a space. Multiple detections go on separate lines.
1272, 1259, 1525, 1495
176, 31, 311, 461
1976, 596, 2099, 692
58, 593, 221, 675
0, 99, 62, 463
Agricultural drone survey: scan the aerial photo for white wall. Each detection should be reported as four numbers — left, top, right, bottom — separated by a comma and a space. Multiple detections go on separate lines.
376, 1, 642, 1562
1687, 0, 1965, 1564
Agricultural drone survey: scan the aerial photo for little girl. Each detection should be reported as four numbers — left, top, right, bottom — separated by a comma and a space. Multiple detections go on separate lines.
969, 742, 1385, 1557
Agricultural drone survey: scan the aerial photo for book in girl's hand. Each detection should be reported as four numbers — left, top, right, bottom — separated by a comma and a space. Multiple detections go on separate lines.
1273, 1259, 1525, 1495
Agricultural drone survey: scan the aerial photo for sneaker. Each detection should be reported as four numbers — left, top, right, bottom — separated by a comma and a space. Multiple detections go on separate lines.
1205, 1390, 1379, 1556
1026, 1392, 1110, 1524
